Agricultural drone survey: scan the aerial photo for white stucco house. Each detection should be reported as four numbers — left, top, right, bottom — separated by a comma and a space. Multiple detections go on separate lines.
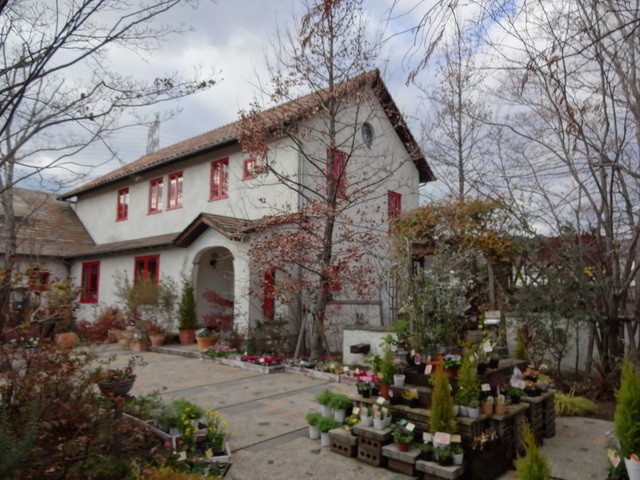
10, 70, 434, 347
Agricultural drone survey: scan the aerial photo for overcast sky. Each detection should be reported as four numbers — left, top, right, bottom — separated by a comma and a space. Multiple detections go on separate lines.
32, 0, 440, 192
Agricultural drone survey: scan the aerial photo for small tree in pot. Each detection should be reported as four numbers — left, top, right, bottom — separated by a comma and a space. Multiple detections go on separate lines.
178, 279, 197, 344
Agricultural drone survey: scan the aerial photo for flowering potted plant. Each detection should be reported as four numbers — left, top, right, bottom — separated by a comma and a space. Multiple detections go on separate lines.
443, 353, 462, 377
372, 405, 389, 430
507, 386, 524, 404
203, 408, 232, 459
393, 358, 407, 387
360, 406, 373, 427
95, 356, 140, 397
435, 446, 453, 466
391, 420, 414, 451
355, 372, 375, 398
402, 388, 420, 408
148, 325, 165, 347
240, 354, 283, 365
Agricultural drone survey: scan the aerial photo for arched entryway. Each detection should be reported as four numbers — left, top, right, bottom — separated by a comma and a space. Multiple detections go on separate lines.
193, 246, 234, 327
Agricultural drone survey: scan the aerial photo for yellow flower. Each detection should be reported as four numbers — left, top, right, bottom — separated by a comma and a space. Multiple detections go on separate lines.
183, 421, 190, 425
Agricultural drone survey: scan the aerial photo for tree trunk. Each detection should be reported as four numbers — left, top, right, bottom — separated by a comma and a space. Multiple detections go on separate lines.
0, 163, 16, 333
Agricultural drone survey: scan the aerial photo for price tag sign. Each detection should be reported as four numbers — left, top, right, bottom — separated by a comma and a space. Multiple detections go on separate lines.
424, 364, 433, 374
178, 452, 187, 461
376, 396, 386, 405
423, 432, 433, 443
482, 383, 491, 392
344, 366, 350, 372
451, 434, 462, 443
483, 341, 493, 353
511, 379, 526, 389
608, 449, 621, 468
434, 432, 451, 445
352, 407, 360, 415
406, 422, 416, 432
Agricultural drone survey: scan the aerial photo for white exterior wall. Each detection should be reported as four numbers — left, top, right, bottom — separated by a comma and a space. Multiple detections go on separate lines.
72, 139, 299, 244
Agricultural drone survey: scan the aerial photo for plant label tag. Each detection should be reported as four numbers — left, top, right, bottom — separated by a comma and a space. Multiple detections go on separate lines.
205, 449, 213, 458
434, 432, 451, 445
483, 341, 493, 353
451, 434, 462, 443
423, 432, 433, 443
406, 422, 415, 432
411, 349, 416, 357
608, 449, 621, 468
427, 355, 432, 362
376, 396, 386, 405
178, 452, 187, 461
482, 383, 491, 392
512, 379, 526, 389
259, 357, 265, 363
470, 353, 477, 362
389, 390, 394, 397
352, 407, 360, 415
344, 366, 350, 372
424, 365, 433, 374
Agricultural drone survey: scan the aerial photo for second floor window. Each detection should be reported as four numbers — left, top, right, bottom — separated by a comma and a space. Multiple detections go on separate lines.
330, 150, 347, 199
80, 262, 100, 303
149, 178, 163, 213
210, 158, 229, 200
243, 158, 258, 180
388, 191, 402, 219
134, 255, 159, 284
168, 171, 183, 209
117, 187, 129, 221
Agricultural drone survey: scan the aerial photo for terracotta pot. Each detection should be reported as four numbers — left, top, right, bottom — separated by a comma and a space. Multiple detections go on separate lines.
149, 333, 164, 347
196, 336, 217, 350
99, 376, 136, 397
130, 341, 149, 352
118, 337, 130, 347
482, 402, 494, 415
55, 332, 78, 348
397, 442, 409, 452
179, 329, 196, 344
495, 403, 506, 415
380, 383, 390, 399
107, 329, 122, 343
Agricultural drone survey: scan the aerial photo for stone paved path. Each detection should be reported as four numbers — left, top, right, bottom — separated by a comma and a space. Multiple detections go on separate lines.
98, 344, 612, 480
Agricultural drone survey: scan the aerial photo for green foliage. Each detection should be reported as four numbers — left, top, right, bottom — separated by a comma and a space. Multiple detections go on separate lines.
429, 363, 457, 434
315, 416, 342, 433
554, 390, 597, 417
379, 340, 396, 385
123, 392, 166, 420
615, 357, 640, 458
178, 279, 198, 330
172, 398, 204, 420
315, 389, 335, 406
455, 350, 480, 407
143, 466, 213, 480
328, 393, 352, 410
0, 403, 38, 480
435, 446, 452, 459
515, 421, 551, 480
71, 455, 133, 480
306, 412, 323, 426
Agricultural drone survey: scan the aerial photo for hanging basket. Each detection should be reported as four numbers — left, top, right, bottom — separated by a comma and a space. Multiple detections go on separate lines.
98, 376, 136, 398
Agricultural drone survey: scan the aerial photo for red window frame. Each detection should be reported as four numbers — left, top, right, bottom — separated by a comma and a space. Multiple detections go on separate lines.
388, 191, 402, 219
148, 177, 163, 214
80, 262, 100, 303
210, 158, 229, 200
263, 270, 275, 320
29, 269, 50, 292
329, 150, 347, 199
134, 255, 160, 285
117, 187, 129, 221
243, 158, 258, 180
167, 171, 183, 210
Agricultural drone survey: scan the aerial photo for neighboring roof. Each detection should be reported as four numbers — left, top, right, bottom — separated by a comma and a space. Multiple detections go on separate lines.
61, 69, 434, 200
174, 213, 259, 246
64, 232, 178, 259
0, 188, 95, 257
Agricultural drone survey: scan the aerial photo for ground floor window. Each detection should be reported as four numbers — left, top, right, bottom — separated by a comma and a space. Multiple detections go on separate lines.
81, 262, 100, 303
134, 255, 159, 284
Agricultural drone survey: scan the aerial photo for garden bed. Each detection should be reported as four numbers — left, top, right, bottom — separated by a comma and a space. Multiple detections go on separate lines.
200, 354, 285, 374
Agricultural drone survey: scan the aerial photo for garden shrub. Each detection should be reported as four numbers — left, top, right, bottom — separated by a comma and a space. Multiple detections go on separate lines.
615, 357, 640, 459
515, 421, 551, 480
77, 306, 125, 343
554, 390, 597, 416
429, 361, 457, 434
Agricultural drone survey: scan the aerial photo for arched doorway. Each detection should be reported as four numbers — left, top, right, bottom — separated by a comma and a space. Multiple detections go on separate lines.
194, 246, 234, 328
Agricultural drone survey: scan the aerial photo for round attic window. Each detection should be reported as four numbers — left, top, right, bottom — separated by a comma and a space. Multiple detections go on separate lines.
361, 123, 374, 147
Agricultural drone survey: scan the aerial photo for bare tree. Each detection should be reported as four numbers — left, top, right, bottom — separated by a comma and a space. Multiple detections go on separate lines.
239, 0, 422, 356
0, 0, 217, 326
407, 0, 640, 371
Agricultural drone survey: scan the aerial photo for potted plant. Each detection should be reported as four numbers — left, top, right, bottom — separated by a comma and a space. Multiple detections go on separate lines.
456, 350, 480, 417
360, 406, 373, 427
316, 416, 341, 447
203, 408, 231, 458
147, 325, 165, 347
429, 361, 457, 435
488, 352, 500, 369
452, 443, 464, 465
195, 327, 218, 351
468, 399, 480, 418
355, 373, 375, 398
391, 420, 414, 451
515, 422, 551, 480
419, 442, 434, 461
402, 388, 420, 408
95, 356, 139, 398
507, 386, 524, 404
372, 405, 389, 430
306, 412, 322, 439
328, 393, 352, 423
615, 357, 640, 480
435, 446, 453, 466
443, 353, 462, 378
178, 279, 197, 344
379, 339, 396, 398
316, 389, 335, 417
495, 394, 506, 415
482, 396, 495, 415
393, 358, 407, 386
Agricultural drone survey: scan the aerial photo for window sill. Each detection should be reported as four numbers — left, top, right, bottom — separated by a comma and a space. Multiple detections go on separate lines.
167, 205, 183, 211
80, 299, 98, 304
242, 175, 258, 181
116, 218, 128, 222
209, 195, 229, 202
147, 210, 162, 215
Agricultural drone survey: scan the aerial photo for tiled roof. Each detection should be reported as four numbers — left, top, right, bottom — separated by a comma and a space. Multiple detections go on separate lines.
61, 70, 433, 199
174, 213, 259, 246
0, 188, 95, 257
64, 232, 178, 259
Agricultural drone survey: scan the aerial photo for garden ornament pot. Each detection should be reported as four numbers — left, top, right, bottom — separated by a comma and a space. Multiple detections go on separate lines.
179, 329, 196, 344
